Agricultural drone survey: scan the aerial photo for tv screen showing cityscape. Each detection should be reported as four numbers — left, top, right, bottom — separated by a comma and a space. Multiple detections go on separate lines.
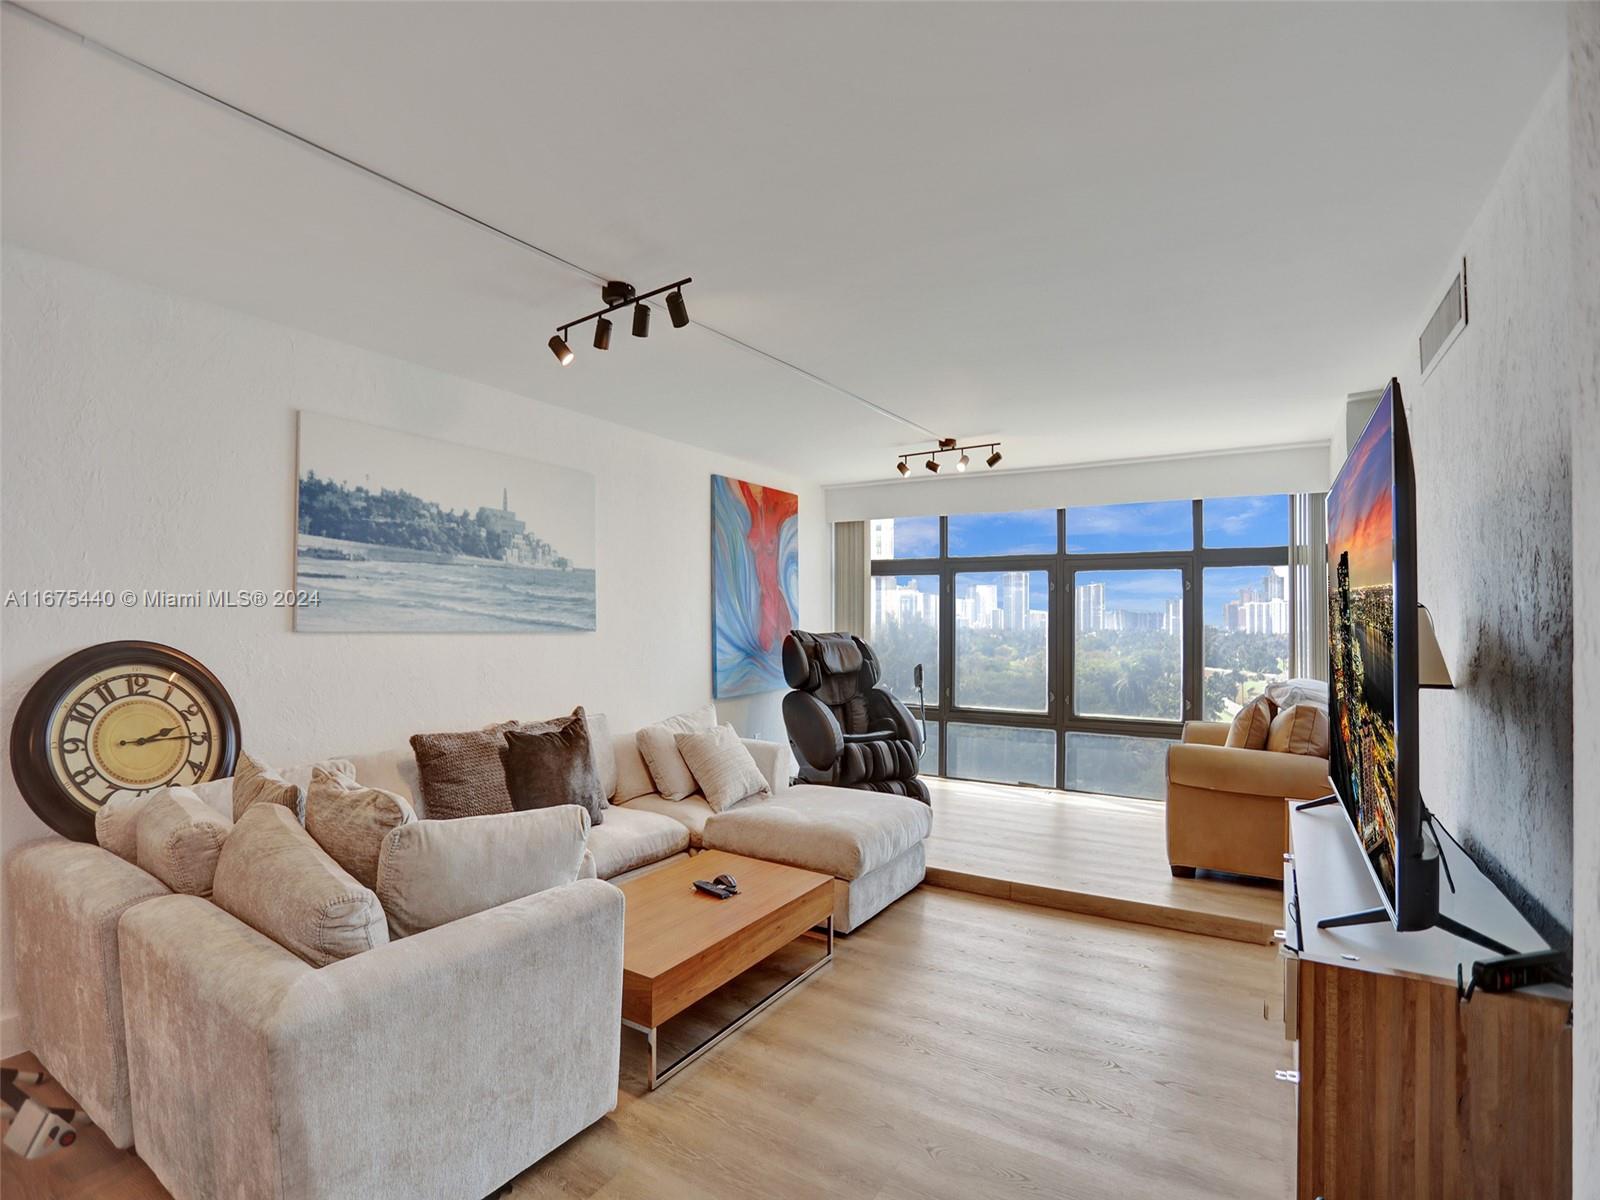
1327, 387, 1399, 903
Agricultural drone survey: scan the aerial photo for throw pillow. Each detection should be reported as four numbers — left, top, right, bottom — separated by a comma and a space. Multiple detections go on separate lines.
585, 711, 617, 801
232, 752, 300, 823
636, 703, 718, 801
135, 787, 231, 896
504, 708, 605, 825
612, 732, 656, 802
304, 767, 417, 890
1265, 677, 1331, 711
410, 721, 518, 819
1225, 695, 1277, 751
1267, 704, 1331, 757
375, 806, 590, 937
213, 804, 387, 967
96, 790, 157, 863
675, 724, 771, 813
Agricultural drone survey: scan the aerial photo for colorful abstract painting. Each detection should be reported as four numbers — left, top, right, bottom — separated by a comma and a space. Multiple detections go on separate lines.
712, 475, 800, 698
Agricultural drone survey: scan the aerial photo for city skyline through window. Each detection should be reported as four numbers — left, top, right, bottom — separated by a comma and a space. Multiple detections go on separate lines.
867, 497, 1290, 797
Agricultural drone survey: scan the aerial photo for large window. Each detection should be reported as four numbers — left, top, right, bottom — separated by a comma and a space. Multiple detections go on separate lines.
1202, 564, 1289, 720
867, 497, 1289, 798
954, 570, 1049, 712
1072, 569, 1184, 721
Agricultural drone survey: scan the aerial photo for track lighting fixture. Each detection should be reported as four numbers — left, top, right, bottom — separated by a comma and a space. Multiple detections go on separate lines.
667, 289, 690, 329
892, 439, 1005, 477
547, 277, 690, 365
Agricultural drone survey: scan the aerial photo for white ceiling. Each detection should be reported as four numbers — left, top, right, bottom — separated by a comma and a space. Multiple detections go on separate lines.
2, 1, 1567, 484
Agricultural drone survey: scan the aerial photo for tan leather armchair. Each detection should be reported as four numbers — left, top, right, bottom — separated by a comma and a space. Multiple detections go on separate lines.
1165, 721, 1331, 881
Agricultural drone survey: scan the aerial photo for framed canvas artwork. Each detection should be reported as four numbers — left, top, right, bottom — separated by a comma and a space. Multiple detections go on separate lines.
711, 475, 799, 697
295, 411, 596, 633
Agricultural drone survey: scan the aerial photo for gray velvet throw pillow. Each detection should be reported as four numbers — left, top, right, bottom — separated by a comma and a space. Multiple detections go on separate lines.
504, 708, 605, 826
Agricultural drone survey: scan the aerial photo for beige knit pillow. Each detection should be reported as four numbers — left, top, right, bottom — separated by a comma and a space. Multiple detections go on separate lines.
135, 787, 231, 896
636, 703, 717, 801
304, 767, 417, 890
213, 804, 387, 967
1267, 704, 1331, 757
1225, 695, 1277, 751
675, 724, 771, 813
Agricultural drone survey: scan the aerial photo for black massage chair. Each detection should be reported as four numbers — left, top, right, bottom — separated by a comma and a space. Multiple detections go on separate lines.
780, 631, 930, 805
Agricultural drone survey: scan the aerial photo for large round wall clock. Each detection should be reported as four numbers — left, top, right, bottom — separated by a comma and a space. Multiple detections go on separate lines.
9, 641, 241, 842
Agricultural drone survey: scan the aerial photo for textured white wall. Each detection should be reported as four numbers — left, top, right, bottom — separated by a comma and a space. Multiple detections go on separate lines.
1390, 70, 1575, 948
1568, 3, 1599, 1191
0, 248, 828, 1051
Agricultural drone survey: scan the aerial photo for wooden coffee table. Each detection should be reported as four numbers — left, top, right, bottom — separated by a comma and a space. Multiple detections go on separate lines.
618, 849, 834, 1089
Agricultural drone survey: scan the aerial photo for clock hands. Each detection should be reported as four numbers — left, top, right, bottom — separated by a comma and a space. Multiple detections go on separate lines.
118, 726, 179, 747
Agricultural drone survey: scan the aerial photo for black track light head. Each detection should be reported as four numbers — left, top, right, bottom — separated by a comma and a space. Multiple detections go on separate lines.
548, 334, 574, 366
896, 460, 910, 477
986, 447, 1003, 468
667, 289, 690, 329
633, 303, 651, 338
925, 457, 940, 474
593, 317, 612, 351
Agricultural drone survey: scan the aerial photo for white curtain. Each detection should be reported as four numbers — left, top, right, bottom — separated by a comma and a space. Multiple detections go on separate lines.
1288, 492, 1329, 680
832, 521, 870, 637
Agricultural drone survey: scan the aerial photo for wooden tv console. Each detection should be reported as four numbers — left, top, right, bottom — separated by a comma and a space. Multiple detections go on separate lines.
1281, 803, 1572, 1199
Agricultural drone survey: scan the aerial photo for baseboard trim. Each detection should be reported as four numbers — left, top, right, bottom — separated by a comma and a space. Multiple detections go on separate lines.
1, 1009, 27, 1061
924, 867, 1276, 945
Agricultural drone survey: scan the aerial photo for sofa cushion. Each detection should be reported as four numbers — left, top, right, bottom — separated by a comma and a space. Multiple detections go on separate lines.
635, 703, 717, 801
305, 767, 417, 891
613, 732, 656, 802
212, 804, 387, 966
410, 721, 518, 819
586, 712, 616, 800
135, 788, 231, 896
701, 785, 932, 880
504, 708, 605, 825
375, 807, 591, 937
676, 724, 771, 813
1225, 695, 1276, 750
1267, 703, 1331, 757
95, 790, 157, 863
585, 805, 690, 879
232, 752, 304, 823
621, 792, 723, 848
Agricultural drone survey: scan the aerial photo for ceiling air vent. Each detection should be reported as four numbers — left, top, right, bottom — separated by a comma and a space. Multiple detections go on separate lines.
1419, 259, 1468, 379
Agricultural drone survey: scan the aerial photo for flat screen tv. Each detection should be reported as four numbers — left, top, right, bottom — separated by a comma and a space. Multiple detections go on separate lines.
1326, 378, 1431, 930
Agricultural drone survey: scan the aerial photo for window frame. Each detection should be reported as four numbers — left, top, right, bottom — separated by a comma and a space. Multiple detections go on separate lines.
867, 501, 1288, 795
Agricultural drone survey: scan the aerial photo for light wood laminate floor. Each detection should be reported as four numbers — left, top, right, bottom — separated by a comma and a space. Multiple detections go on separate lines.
924, 778, 1285, 944
4, 887, 1293, 1200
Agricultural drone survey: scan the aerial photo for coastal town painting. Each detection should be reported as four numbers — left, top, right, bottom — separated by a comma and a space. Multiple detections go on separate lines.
294, 412, 596, 633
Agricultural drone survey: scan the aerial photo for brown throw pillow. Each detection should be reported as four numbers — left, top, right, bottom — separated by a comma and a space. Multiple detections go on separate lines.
1267, 704, 1331, 757
410, 721, 518, 819
1225, 695, 1276, 750
504, 708, 605, 826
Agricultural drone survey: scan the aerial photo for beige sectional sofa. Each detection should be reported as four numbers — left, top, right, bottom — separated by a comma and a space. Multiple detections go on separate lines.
4, 715, 930, 1200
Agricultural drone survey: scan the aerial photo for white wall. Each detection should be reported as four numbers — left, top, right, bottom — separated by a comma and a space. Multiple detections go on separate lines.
1567, 3, 1599, 1191
825, 440, 1330, 525
1378, 69, 1575, 949
0, 248, 828, 1055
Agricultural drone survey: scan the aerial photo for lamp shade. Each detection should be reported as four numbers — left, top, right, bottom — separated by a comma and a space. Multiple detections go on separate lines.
1417, 603, 1453, 689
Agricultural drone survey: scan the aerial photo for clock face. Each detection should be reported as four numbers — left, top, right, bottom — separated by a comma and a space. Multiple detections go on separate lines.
47, 665, 225, 812
10, 641, 241, 841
